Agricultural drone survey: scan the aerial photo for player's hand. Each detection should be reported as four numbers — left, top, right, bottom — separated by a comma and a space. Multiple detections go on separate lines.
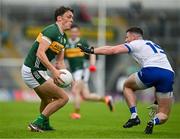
147, 104, 158, 118
89, 65, 96, 72
77, 44, 94, 54
52, 69, 65, 85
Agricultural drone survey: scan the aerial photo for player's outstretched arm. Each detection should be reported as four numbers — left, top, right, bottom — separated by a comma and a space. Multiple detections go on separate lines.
77, 44, 129, 55
94, 44, 129, 55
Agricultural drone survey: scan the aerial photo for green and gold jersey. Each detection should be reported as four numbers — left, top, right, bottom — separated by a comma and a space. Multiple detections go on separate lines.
65, 38, 89, 72
24, 23, 68, 71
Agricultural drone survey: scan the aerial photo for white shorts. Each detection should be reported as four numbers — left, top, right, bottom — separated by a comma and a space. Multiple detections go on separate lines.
72, 68, 90, 83
21, 64, 50, 89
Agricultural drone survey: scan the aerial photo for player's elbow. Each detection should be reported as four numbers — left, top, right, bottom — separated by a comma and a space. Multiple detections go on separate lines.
36, 50, 44, 60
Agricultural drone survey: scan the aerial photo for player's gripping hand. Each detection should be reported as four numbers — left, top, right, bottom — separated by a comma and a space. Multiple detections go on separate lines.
77, 44, 94, 54
52, 69, 65, 85
89, 65, 96, 72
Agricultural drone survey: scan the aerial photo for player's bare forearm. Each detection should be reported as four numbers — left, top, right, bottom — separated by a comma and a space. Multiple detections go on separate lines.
36, 50, 56, 72
90, 54, 96, 65
55, 49, 66, 69
94, 44, 129, 55
94, 46, 115, 55
77, 43, 129, 55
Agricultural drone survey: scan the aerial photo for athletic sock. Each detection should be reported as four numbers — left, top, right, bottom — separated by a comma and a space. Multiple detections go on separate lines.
32, 114, 48, 125
75, 108, 80, 114
130, 106, 138, 119
152, 115, 160, 125
44, 118, 53, 129
44, 118, 50, 126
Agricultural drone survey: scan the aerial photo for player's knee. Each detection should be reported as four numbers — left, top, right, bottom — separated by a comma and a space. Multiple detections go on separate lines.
123, 82, 128, 91
81, 93, 88, 100
123, 79, 133, 89
156, 112, 169, 124
45, 98, 53, 105
56, 94, 69, 105
123, 81, 132, 93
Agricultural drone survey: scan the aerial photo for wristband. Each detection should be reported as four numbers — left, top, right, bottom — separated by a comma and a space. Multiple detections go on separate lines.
90, 47, 94, 54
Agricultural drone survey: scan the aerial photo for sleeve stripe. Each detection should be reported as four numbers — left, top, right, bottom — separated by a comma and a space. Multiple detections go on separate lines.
42, 36, 52, 44
124, 44, 132, 53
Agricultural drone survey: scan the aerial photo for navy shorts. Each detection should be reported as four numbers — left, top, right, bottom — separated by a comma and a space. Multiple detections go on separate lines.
137, 67, 174, 92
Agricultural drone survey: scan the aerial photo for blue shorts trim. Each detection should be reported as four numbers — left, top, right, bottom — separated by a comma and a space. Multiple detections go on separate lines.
137, 67, 174, 92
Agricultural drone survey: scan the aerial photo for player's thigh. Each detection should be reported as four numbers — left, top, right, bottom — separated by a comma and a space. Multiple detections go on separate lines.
124, 73, 146, 91
72, 70, 83, 81
82, 68, 90, 83
72, 80, 82, 95
34, 78, 68, 100
157, 96, 173, 116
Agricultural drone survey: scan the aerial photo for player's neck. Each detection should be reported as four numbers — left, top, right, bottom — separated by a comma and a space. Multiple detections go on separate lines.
56, 22, 64, 34
133, 37, 143, 41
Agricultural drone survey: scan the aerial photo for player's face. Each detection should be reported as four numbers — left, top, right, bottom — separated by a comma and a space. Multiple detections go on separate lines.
125, 32, 137, 43
70, 27, 80, 40
60, 11, 74, 31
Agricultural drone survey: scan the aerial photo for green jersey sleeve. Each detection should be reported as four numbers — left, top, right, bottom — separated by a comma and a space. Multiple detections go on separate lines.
41, 24, 58, 43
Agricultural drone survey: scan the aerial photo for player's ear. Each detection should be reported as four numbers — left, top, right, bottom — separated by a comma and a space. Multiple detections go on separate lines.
57, 16, 62, 22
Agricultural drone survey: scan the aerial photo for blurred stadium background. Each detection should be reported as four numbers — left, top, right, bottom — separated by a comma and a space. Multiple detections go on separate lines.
0, 0, 180, 102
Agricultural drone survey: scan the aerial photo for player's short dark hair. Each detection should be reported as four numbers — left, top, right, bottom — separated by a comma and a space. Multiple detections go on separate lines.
54, 6, 74, 21
71, 24, 80, 29
126, 27, 143, 36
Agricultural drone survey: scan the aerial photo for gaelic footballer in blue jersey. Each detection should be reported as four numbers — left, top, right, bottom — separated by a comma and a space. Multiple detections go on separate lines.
78, 27, 174, 134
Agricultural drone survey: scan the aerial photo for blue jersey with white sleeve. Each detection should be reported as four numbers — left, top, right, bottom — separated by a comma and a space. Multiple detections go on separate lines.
124, 40, 174, 72
124, 40, 174, 93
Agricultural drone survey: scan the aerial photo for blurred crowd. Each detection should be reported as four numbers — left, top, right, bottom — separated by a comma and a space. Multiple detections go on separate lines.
0, 2, 180, 100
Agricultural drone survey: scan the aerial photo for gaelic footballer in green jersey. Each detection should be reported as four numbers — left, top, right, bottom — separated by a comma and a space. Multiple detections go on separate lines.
66, 37, 89, 73
24, 23, 68, 71
65, 24, 114, 120
21, 6, 73, 132
23, 24, 68, 86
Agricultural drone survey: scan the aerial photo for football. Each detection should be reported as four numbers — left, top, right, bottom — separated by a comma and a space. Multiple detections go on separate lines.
58, 69, 73, 88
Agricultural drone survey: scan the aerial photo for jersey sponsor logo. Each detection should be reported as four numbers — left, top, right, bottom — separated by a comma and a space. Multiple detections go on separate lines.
49, 41, 65, 54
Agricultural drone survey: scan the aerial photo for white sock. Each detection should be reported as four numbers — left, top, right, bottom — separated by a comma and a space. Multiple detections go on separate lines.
131, 113, 138, 119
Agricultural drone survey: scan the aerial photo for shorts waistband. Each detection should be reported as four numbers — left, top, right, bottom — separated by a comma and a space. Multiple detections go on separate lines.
22, 64, 31, 72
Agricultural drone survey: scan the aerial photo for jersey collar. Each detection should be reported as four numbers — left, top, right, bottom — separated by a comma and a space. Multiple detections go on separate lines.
69, 37, 80, 45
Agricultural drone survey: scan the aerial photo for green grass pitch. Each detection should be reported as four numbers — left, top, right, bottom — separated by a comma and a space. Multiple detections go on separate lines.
0, 101, 180, 138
